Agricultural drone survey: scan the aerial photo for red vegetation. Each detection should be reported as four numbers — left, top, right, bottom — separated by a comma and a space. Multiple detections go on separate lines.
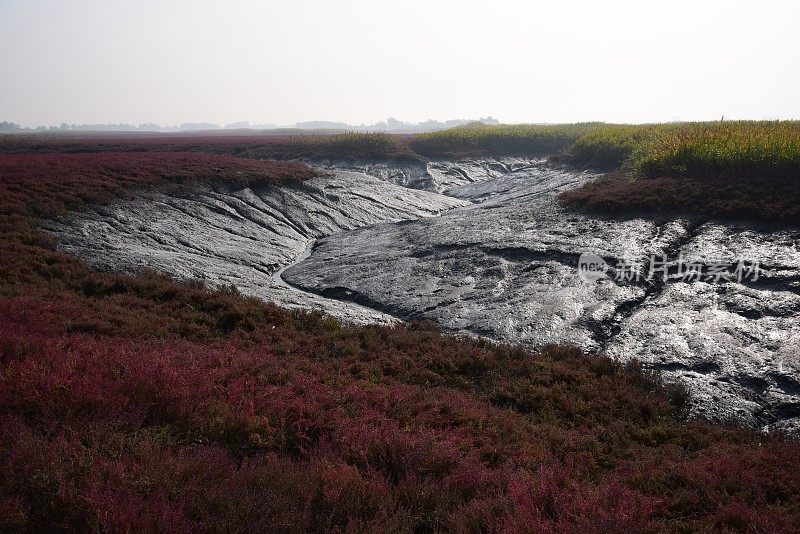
0, 132, 420, 162
1, 146, 800, 531
560, 172, 800, 225
0, 152, 318, 221
3, 296, 800, 531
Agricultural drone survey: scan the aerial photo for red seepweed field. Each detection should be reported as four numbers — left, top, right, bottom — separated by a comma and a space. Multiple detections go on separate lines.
1, 140, 799, 531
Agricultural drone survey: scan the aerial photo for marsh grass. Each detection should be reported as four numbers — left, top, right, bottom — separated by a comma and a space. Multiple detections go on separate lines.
633, 121, 800, 180
561, 121, 800, 223
567, 121, 800, 178
283, 132, 421, 161
410, 123, 603, 157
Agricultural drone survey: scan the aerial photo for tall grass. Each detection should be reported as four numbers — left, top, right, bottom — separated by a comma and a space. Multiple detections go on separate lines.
568, 124, 663, 170
286, 132, 420, 161
633, 121, 800, 180
568, 121, 800, 179
412, 120, 800, 182
410, 123, 603, 157
561, 121, 800, 223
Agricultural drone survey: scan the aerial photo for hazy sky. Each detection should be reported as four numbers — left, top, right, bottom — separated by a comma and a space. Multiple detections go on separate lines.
1, 0, 799, 127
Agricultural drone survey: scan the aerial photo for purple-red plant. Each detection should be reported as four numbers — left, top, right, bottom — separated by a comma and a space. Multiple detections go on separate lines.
0, 143, 799, 532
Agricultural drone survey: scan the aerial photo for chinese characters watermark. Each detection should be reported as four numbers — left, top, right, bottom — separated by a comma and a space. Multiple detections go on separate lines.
578, 253, 761, 284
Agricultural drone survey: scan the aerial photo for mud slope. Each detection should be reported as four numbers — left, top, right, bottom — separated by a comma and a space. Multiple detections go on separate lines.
51, 158, 800, 434
47, 170, 467, 324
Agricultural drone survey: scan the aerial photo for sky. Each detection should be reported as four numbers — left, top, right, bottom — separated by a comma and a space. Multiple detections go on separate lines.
1, 0, 799, 127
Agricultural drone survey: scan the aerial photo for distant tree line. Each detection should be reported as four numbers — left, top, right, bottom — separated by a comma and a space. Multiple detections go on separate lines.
0, 117, 500, 134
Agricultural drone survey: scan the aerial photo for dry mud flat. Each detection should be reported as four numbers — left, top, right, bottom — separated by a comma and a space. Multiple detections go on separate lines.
50, 158, 800, 435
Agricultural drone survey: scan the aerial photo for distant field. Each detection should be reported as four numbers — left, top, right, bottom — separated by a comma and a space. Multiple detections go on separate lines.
5, 121, 798, 179
0, 132, 421, 162
409, 123, 601, 157
2, 120, 798, 224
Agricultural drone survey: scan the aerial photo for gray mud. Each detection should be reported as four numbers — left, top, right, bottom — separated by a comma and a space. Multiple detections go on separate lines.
49, 157, 800, 434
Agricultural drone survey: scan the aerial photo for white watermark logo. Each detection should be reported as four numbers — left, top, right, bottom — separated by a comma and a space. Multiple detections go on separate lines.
578, 253, 609, 281
577, 253, 762, 283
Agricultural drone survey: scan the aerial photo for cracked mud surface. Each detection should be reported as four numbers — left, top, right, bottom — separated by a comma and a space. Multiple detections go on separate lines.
50, 158, 800, 434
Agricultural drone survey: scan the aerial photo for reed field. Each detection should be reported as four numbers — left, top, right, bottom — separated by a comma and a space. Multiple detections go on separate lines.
631, 121, 800, 180
560, 121, 800, 223
410, 123, 601, 158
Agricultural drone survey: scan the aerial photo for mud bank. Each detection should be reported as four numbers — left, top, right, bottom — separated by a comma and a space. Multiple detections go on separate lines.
50, 158, 800, 434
